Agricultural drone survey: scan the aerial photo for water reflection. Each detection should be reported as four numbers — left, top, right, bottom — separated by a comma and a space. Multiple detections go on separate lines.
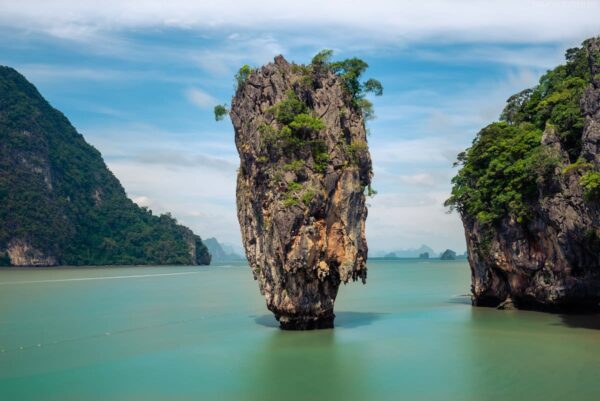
253, 311, 385, 329
559, 313, 600, 330
243, 324, 369, 401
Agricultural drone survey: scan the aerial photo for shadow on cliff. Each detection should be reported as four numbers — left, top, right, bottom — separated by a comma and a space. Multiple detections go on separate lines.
559, 313, 600, 330
253, 311, 385, 329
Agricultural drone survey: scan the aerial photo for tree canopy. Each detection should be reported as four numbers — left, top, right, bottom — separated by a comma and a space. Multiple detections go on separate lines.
446, 42, 594, 225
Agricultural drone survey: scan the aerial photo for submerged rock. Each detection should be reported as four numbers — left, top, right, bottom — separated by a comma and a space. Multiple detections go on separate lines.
231, 55, 373, 329
448, 38, 600, 311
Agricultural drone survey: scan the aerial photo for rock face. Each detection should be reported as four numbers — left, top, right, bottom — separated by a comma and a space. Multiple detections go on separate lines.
460, 39, 600, 311
0, 66, 211, 267
231, 56, 372, 329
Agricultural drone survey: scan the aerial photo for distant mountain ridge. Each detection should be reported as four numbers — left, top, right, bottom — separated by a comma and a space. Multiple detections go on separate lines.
0, 66, 210, 266
203, 238, 242, 261
380, 244, 438, 258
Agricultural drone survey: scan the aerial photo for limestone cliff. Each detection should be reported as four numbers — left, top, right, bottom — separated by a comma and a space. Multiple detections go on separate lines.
231, 55, 373, 329
448, 38, 600, 310
0, 66, 211, 267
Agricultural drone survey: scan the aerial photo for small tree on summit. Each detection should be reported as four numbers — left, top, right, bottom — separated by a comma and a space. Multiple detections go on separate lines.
310, 49, 383, 121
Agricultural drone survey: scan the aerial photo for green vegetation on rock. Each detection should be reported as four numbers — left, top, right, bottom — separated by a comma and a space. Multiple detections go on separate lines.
0, 66, 210, 266
214, 104, 228, 121
446, 42, 597, 225
235, 64, 253, 89
218, 51, 381, 208
581, 171, 600, 201
310, 49, 383, 120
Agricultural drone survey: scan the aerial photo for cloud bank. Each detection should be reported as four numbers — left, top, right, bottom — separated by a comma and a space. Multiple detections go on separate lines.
1, 0, 599, 45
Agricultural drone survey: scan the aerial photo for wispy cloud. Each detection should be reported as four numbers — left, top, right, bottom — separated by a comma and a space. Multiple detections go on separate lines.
1, 1, 598, 46
2, 1, 594, 251
132, 150, 236, 171
185, 88, 217, 109
192, 34, 286, 77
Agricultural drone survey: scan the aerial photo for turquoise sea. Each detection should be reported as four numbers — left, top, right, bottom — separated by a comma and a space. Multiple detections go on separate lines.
1, 259, 600, 401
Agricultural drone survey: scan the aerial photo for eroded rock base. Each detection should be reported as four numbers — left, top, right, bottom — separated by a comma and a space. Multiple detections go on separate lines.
278, 313, 335, 330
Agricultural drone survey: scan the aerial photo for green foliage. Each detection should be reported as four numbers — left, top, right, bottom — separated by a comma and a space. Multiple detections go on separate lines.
446, 122, 559, 224
313, 144, 330, 173
235, 64, 253, 88
309, 50, 383, 121
498, 47, 588, 161
562, 158, 594, 174
363, 79, 383, 96
288, 113, 325, 133
311, 49, 334, 68
260, 90, 330, 178
366, 184, 378, 198
581, 171, 600, 201
301, 190, 316, 205
283, 181, 303, 207
330, 57, 369, 98
282, 197, 300, 207
274, 90, 308, 125
283, 159, 305, 173
500, 89, 533, 124
448, 42, 595, 225
287, 181, 302, 191
355, 98, 375, 121
348, 141, 368, 164
213, 104, 228, 121
0, 67, 210, 266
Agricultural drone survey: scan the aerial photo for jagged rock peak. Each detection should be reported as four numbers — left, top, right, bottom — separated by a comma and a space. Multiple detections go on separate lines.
231, 55, 373, 329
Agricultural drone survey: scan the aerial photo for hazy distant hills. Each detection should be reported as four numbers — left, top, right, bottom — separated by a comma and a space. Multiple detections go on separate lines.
203, 238, 243, 261
376, 244, 438, 258
372, 245, 467, 259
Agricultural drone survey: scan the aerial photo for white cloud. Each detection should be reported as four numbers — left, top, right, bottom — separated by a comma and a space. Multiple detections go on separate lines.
366, 192, 465, 252
0, 1, 598, 46
185, 88, 217, 109
110, 159, 240, 245
192, 34, 286, 76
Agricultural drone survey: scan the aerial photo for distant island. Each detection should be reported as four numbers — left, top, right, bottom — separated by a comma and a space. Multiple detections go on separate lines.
203, 238, 242, 262
440, 249, 456, 260
375, 245, 467, 260
0, 66, 211, 267
380, 244, 438, 258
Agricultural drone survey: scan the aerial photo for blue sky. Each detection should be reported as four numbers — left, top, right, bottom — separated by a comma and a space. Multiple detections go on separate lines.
1, 1, 598, 254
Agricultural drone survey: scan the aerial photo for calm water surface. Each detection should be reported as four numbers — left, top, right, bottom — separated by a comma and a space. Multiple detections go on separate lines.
1, 259, 600, 401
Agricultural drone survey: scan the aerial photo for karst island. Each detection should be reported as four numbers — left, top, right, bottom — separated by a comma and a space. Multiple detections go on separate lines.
216, 51, 382, 329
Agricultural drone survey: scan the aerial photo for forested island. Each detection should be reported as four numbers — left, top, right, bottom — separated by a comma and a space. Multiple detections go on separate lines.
447, 37, 600, 310
0, 67, 211, 267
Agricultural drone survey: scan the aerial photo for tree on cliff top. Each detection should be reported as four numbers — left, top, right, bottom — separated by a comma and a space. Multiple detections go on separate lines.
446, 40, 595, 226
215, 51, 383, 123
311, 50, 383, 120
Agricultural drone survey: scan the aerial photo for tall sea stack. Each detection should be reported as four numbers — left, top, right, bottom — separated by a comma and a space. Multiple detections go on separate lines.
231, 55, 373, 329
447, 37, 600, 310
